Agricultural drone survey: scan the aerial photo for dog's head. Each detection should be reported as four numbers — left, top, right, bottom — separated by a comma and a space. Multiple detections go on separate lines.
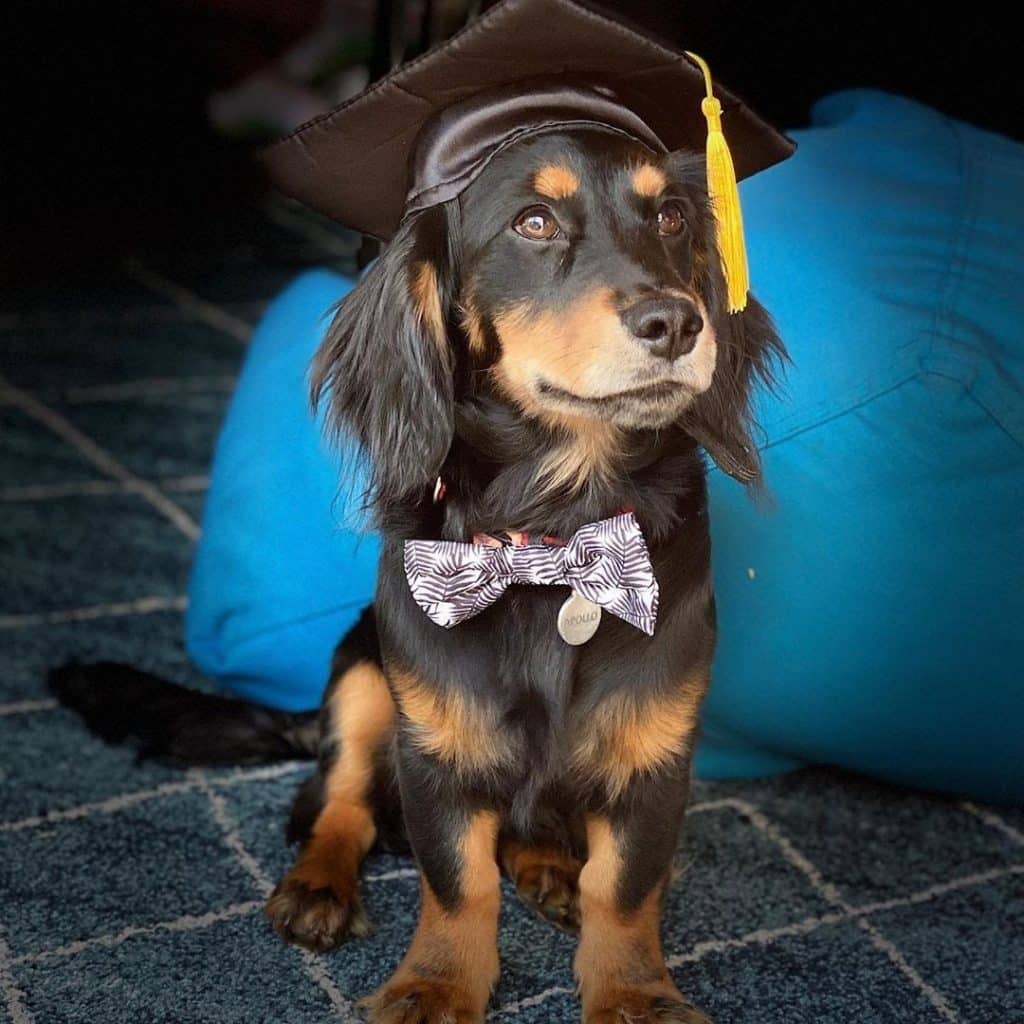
313, 130, 784, 509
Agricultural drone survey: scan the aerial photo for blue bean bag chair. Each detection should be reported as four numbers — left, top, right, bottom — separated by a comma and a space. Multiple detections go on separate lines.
185, 271, 379, 712
187, 90, 1024, 802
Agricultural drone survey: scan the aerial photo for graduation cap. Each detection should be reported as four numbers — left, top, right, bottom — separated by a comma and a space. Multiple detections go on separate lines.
262, 0, 795, 312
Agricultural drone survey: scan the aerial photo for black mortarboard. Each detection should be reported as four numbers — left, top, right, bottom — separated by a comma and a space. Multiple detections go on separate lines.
262, 0, 795, 310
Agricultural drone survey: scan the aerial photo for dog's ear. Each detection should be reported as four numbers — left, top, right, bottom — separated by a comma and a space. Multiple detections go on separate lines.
311, 204, 458, 509
680, 294, 785, 484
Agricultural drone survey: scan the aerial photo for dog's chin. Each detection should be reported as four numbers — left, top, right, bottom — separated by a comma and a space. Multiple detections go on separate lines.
534, 379, 697, 429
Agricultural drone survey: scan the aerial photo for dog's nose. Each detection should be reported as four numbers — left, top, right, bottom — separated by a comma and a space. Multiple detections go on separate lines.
621, 297, 704, 360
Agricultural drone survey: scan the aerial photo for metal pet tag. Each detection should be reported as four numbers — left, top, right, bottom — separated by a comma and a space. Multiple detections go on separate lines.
557, 592, 602, 645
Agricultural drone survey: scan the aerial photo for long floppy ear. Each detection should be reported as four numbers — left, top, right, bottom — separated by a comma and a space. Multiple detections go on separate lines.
680, 294, 786, 484
311, 204, 458, 510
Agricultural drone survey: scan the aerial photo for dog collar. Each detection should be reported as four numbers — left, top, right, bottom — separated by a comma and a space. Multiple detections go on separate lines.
433, 476, 631, 548
421, 478, 651, 643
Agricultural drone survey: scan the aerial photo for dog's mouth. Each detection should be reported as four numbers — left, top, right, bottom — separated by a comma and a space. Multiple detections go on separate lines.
536, 379, 686, 407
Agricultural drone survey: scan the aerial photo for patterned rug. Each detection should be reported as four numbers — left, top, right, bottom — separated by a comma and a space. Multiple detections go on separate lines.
1, 200, 1022, 1024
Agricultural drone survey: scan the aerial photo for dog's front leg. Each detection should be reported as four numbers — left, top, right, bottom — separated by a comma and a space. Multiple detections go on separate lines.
363, 747, 501, 1024
575, 771, 710, 1024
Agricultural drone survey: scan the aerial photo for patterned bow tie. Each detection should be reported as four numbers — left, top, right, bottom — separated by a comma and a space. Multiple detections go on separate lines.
404, 512, 659, 635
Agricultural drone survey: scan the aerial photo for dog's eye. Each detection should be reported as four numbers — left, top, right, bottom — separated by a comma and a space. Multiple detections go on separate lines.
656, 201, 686, 237
513, 206, 561, 241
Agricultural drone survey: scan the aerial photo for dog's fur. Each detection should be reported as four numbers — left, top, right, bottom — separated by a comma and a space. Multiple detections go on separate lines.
53, 129, 783, 1024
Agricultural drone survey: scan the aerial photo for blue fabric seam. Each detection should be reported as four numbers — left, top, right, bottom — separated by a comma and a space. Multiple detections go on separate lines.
963, 383, 1024, 453
915, 348, 1024, 449
924, 113, 974, 376
754, 368, 922, 456
757, 108, 970, 456
756, 344, 924, 444
926, 117, 1024, 449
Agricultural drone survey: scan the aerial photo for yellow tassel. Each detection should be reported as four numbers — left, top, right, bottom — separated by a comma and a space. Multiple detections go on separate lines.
685, 51, 749, 313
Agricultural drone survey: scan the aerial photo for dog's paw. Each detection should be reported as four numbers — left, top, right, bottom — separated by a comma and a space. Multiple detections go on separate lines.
361, 978, 483, 1024
265, 876, 368, 952
586, 993, 712, 1024
508, 849, 581, 934
515, 859, 580, 934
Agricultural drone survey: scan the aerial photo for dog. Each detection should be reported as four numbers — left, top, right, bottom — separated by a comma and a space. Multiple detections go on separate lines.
54, 126, 783, 1024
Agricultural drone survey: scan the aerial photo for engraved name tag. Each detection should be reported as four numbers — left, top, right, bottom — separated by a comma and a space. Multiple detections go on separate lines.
557, 592, 602, 645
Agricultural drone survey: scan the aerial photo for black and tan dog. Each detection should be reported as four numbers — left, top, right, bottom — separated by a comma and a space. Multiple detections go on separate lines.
55, 125, 783, 1023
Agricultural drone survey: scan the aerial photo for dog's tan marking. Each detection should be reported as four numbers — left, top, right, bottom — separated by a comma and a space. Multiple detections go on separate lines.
364, 811, 501, 1023
492, 290, 628, 492
459, 290, 488, 354
391, 668, 510, 774
501, 840, 581, 883
536, 419, 622, 494
292, 660, 395, 879
492, 290, 623, 397
327, 661, 396, 800
571, 673, 708, 799
501, 839, 582, 933
576, 818, 698, 1023
266, 661, 395, 949
534, 163, 580, 200
410, 260, 446, 347
631, 163, 667, 198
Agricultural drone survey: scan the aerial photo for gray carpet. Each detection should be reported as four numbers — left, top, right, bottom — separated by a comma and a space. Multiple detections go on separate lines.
1, 201, 1022, 1024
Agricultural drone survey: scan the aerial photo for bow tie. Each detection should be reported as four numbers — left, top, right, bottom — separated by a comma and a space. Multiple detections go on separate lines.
404, 512, 659, 635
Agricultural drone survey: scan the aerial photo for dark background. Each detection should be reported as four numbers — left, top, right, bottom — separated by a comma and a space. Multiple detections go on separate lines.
4, 0, 1020, 273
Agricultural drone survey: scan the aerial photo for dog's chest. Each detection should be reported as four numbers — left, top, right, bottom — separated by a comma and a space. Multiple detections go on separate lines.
478, 587, 645, 767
